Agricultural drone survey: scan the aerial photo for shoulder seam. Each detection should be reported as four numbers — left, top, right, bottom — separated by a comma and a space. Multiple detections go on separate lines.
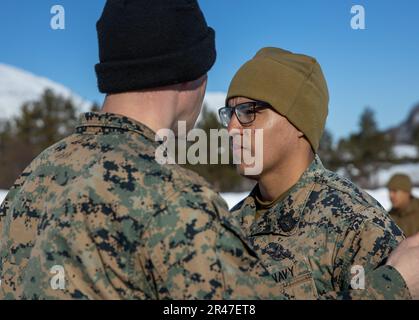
315, 171, 374, 208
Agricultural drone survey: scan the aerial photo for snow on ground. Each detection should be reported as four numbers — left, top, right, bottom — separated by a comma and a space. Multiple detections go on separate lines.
0, 190, 7, 204
373, 163, 419, 186
366, 187, 419, 211
220, 192, 249, 209
392, 144, 418, 159
2, 188, 419, 212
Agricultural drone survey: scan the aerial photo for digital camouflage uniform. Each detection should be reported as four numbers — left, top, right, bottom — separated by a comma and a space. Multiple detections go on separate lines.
0, 112, 281, 300
389, 197, 419, 237
229, 156, 411, 299
0, 113, 412, 300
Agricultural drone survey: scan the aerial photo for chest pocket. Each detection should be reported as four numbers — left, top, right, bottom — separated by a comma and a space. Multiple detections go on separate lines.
260, 256, 318, 300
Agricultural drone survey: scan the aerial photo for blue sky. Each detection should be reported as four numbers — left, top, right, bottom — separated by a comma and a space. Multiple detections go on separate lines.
0, 0, 418, 140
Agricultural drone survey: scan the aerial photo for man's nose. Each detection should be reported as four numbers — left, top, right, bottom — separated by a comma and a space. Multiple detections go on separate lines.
227, 111, 242, 133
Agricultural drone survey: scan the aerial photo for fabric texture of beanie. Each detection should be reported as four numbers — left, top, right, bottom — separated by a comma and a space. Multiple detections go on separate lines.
95, 0, 216, 94
227, 47, 329, 152
387, 174, 413, 193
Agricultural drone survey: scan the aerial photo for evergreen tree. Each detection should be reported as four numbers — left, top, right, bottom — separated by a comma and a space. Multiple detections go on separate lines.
0, 89, 79, 189
90, 102, 101, 112
317, 128, 339, 170
14, 89, 77, 152
337, 107, 394, 187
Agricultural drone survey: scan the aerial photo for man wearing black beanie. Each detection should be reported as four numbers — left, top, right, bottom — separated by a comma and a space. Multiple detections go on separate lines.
1, 0, 419, 300
0, 0, 280, 300
95, 0, 217, 93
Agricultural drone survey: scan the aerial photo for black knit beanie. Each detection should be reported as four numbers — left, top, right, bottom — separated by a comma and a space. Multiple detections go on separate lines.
95, 0, 216, 94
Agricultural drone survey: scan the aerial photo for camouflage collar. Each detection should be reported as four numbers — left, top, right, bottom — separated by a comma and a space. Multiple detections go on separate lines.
234, 155, 325, 237
76, 112, 158, 144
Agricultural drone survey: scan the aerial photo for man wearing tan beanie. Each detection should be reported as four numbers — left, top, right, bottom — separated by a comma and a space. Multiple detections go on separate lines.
387, 174, 419, 237
219, 47, 416, 299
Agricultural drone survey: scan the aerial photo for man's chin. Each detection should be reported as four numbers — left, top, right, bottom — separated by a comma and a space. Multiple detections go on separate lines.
236, 164, 261, 180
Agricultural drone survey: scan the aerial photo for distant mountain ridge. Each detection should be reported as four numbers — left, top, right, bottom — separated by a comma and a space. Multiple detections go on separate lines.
387, 103, 419, 144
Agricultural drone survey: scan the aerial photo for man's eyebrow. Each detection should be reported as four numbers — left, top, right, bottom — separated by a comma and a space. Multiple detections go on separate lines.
229, 99, 252, 107
227, 99, 236, 107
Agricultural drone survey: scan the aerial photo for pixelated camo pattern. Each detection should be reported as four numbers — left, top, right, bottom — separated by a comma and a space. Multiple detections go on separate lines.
229, 155, 411, 299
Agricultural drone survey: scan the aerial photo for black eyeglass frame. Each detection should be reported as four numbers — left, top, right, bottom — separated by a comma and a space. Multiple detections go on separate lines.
218, 101, 272, 127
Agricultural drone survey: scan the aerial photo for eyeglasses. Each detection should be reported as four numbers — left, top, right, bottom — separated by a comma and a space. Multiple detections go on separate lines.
218, 101, 271, 127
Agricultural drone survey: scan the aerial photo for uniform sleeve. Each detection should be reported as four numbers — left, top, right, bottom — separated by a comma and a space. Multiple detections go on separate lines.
325, 206, 411, 299
136, 184, 280, 300
320, 265, 411, 300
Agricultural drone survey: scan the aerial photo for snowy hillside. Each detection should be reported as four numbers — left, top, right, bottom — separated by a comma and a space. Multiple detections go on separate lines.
372, 163, 419, 186
0, 190, 6, 204
0, 63, 225, 122
0, 63, 93, 119
392, 144, 418, 159
203, 92, 226, 114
